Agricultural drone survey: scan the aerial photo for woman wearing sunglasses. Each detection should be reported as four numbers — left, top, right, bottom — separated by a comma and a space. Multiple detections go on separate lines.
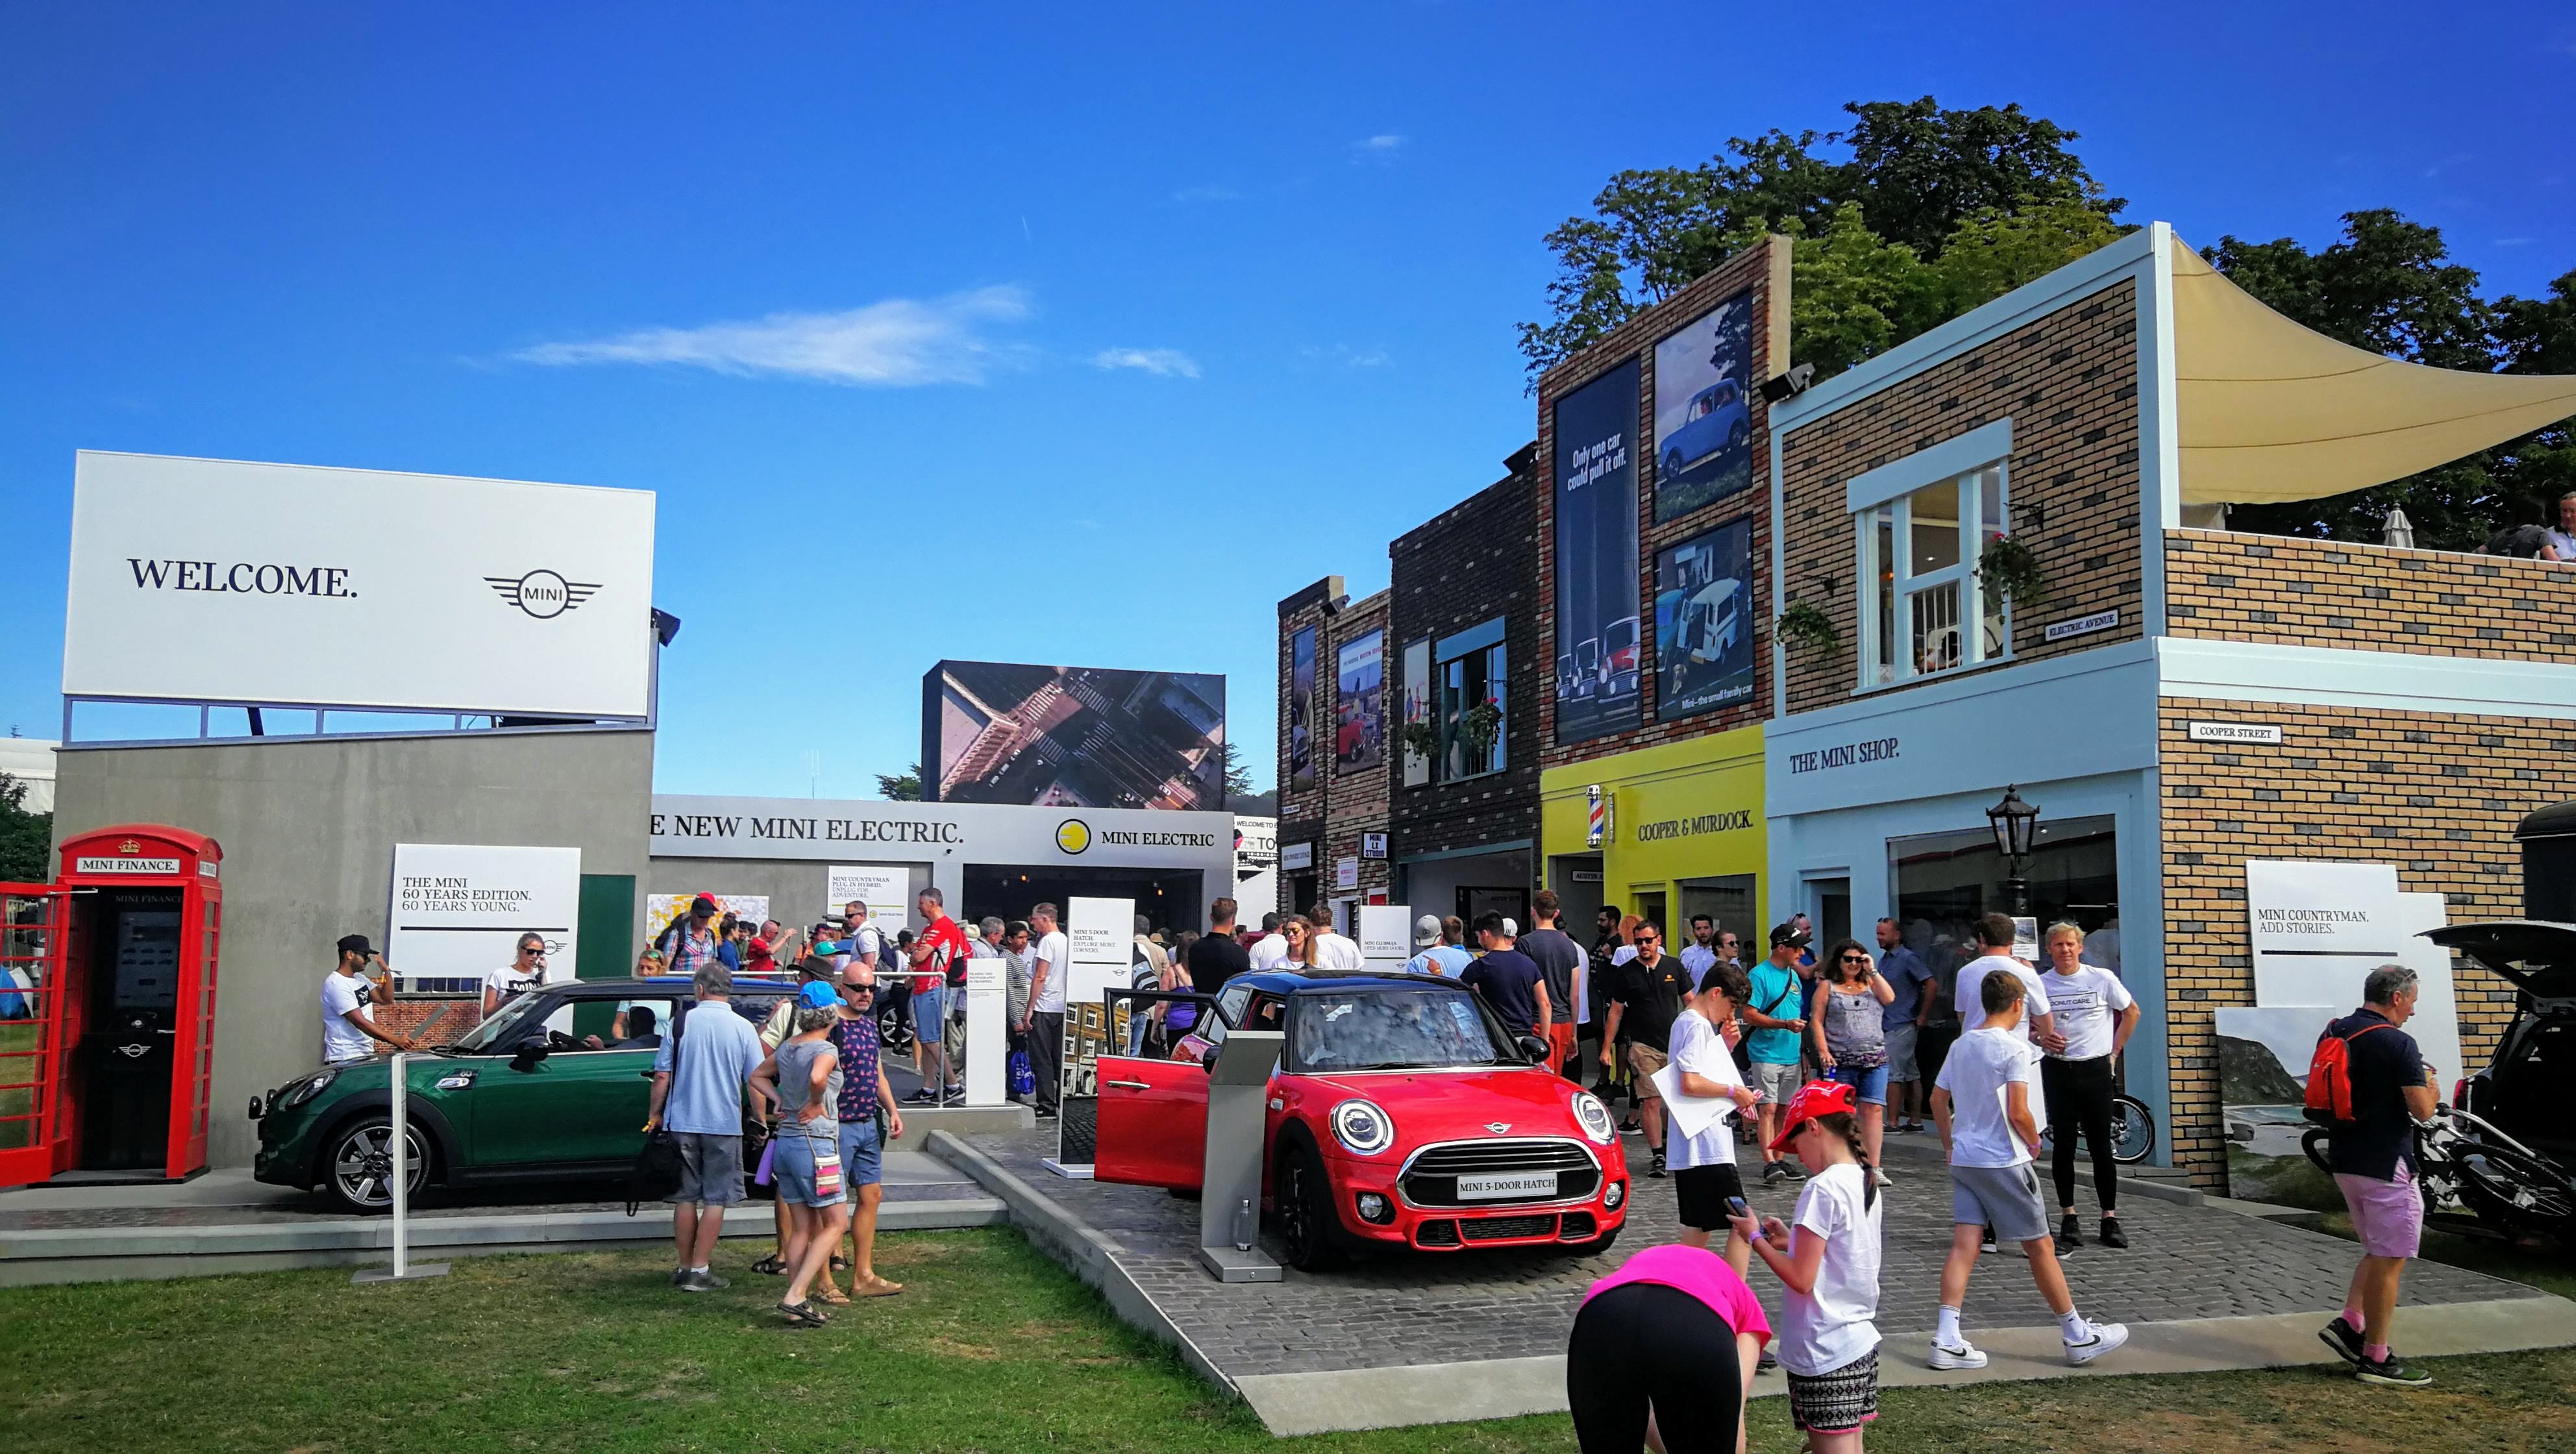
1809, 939, 1898, 1185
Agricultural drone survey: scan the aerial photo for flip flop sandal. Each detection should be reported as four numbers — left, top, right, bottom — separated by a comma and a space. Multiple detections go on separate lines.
750, 1254, 787, 1276
830, 1255, 852, 1272
812, 1283, 851, 1306
778, 1300, 830, 1327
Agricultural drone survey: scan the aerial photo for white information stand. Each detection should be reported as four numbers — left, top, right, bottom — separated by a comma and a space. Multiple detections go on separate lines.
963, 952, 1006, 1105
1357, 904, 1413, 971
1044, 895, 1136, 1178
1198, 1028, 1284, 1283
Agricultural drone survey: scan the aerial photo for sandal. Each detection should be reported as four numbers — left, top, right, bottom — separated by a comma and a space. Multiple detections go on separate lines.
813, 1283, 851, 1306
857, 1274, 905, 1298
750, 1253, 787, 1276
778, 1299, 830, 1327
830, 1255, 851, 1272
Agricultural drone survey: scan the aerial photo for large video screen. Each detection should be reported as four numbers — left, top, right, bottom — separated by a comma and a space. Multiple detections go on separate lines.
1652, 291, 1755, 523
1552, 358, 1642, 745
924, 661, 1226, 810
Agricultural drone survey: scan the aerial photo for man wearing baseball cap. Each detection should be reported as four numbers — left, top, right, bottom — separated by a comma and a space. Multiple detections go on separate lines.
321, 934, 418, 1065
1404, 915, 1469, 978
662, 895, 739, 979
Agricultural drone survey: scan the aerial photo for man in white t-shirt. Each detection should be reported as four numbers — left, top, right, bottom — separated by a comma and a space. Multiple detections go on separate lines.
2038, 922, 2142, 1253
1306, 904, 1367, 974
1665, 961, 1765, 1275
1246, 913, 1291, 972
1019, 902, 1069, 1120
321, 935, 417, 1065
1928, 968, 2127, 1372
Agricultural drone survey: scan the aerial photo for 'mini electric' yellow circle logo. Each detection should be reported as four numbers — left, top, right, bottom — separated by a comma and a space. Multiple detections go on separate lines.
1055, 819, 1091, 855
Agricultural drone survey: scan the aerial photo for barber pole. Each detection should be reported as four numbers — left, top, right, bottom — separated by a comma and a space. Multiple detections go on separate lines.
1585, 785, 1608, 849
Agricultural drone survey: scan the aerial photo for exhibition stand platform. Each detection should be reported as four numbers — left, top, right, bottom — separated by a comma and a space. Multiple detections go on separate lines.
928, 1127, 2571, 1436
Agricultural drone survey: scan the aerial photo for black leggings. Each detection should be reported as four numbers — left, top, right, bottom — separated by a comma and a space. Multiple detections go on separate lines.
1566, 1283, 1745, 1454
2041, 1054, 2118, 1213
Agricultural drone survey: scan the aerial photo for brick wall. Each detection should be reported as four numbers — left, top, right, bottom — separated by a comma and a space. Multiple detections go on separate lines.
1536, 237, 1790, 773
1273, 578, 1391, 918
1777, 280, 2142, 715
1390, 449, 1541, 861
2159, 697, 2545, 1187
2167, 528, 2576, 655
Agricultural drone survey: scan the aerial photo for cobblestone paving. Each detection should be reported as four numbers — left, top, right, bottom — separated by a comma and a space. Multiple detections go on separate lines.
967, 1127, 2541, 1380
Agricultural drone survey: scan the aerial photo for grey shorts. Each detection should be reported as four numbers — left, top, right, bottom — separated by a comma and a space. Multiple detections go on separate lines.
1950, 1163, 2050, 1244
1883, 1022, 1922, 1081
673, 1132, 745, 1207
1752, 1061, 1802, 1105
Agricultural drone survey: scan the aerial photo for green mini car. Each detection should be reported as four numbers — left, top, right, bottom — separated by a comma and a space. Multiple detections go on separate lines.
251, 976, 794, 1213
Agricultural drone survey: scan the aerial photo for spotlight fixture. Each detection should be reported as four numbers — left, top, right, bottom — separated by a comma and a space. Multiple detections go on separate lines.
1759, 363, 1816, 405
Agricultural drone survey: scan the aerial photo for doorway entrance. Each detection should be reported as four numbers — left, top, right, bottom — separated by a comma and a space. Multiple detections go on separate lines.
962, 863, 1206, 940
79, 887, 185, 1171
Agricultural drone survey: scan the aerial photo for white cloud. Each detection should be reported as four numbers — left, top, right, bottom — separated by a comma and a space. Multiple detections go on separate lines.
1352, 133, 1405, 162
514, 286, 1032, 386
1172, 184, 1243, 203
1303, 343, 1391, 369
1093, 347, 1200, 378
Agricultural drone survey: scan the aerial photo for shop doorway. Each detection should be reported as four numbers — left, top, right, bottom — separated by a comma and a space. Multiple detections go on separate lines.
1679, 874, 1757, 950
1456, 885, 1529, 928
1807, 877, 1851, 949
1631, 888, 1669, 939
1548, 856, 1605, 939
963, 864, 1206, 939
1285, 873, 1318, 921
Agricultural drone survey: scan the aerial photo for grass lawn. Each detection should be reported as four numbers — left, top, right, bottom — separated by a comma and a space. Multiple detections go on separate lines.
3, 1227, 2574, 1453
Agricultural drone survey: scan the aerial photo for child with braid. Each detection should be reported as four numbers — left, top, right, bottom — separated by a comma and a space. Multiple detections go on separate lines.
1731, 1080, 1883, 1450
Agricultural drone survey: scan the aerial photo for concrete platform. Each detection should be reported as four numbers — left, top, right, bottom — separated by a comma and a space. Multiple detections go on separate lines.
0, 1153, 1006, 1285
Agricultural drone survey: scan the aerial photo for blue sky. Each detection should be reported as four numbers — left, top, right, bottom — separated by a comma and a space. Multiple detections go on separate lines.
3, 3, 2568, 798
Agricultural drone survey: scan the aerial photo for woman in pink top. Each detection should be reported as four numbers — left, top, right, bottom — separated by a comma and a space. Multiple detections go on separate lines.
1567, 1242, 1771, 1454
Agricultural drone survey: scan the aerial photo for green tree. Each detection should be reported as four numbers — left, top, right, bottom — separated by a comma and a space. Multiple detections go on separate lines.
1517, 97, 2122, 383
2212, 212, 2576, 548
874, 761, 923, 802
0, 774, 49, 882
1219, 741, 1256, 800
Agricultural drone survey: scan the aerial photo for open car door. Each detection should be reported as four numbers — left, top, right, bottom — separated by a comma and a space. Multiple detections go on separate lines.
1093, 1053, 1209, 1192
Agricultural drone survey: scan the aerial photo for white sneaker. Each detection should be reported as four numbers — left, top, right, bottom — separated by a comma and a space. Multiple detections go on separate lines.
1927, 1337, 1988, 1370
1870, 1166, 1892, 1187
2064, 1320, 2129, 1365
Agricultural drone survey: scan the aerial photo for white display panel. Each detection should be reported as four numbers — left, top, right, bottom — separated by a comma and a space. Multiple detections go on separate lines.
388, 843, 582, 994
65, 452, 655, 718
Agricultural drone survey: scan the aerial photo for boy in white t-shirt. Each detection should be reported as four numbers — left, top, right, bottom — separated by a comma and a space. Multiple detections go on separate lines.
1665, 963, 1765, 1274
1731, 1078, 1884, 1448
1927, 969, 2128, 1372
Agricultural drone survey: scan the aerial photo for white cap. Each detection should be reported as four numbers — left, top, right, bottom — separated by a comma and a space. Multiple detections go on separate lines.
1414, 914, 1443, 946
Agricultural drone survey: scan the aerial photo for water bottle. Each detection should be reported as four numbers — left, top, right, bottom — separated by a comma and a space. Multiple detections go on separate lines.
1232, 1197, 1255, 1251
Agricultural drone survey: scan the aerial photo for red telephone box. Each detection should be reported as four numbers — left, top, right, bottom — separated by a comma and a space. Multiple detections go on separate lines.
0, 825, 223, 1187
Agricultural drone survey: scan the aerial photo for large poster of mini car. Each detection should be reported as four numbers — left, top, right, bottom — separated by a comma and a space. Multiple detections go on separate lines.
1654, 517, 1755, 721
1652, 291, 1755, 523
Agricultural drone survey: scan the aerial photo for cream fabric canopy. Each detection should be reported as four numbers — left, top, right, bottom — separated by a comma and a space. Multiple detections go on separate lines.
2172, 236, 2576, 506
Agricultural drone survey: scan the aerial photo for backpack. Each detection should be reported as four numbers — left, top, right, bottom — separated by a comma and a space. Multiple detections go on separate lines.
626, 1007, 689, 1215
2303, 1018, 2396, 1127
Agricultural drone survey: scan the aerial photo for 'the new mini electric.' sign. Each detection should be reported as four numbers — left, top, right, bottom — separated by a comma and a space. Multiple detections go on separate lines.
63, 451, 655, 719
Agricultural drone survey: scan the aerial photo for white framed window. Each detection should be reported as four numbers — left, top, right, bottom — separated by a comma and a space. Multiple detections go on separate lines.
1856, 462, 2009, 687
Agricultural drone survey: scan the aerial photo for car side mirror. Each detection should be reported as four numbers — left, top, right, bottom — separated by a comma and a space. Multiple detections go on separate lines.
1200, 1045, 1221, 1076
1515, 1034, 1550, 1064
508, 1042, 551, 1074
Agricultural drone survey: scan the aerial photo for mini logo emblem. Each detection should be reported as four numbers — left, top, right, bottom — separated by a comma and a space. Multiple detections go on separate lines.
1485, 1122, 1511, 1135
118, 838, 141, 854
116, 1043, 149, 1059
486, 569, 600, 620
1055, 819, 1091, 854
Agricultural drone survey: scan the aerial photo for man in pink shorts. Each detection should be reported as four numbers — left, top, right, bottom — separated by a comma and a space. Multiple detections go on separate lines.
2315, 965, 2440, 1388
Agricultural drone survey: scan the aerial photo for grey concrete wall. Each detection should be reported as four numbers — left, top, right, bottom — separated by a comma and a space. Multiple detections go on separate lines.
646, 857, 933, 937
51, 728, 654, 1170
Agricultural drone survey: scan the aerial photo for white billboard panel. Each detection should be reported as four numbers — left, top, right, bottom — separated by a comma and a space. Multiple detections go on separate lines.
388, 843, 582, 994
64, 452, 655, 718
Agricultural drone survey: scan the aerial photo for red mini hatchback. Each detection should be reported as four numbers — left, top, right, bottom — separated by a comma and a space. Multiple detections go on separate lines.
1092, 970, 1629, 1270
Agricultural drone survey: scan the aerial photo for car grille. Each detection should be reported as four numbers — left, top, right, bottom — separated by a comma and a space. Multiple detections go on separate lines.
1415, 1219, 1460, 1247
1459, 1213, 1559, 1243
1400, 1139, 1601, 1208
1559, 1213, 1597, 1240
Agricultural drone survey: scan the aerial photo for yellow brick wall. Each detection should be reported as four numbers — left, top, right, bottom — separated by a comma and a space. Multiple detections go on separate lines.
2166, 528, 2576, 654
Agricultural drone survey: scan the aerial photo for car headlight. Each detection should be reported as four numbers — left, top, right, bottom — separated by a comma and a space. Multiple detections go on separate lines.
276, 1068, 340, 1110
1329, 1099, 1394, 1155
1572, 1092, 1617, 1146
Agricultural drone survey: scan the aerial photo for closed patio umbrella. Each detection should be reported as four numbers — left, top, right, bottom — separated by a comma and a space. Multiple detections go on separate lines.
2383, 507, 2416, 550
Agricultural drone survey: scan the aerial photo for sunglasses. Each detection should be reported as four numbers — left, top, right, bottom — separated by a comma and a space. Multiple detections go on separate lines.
1839, 953, 1868, 963
847, 984, 877, 996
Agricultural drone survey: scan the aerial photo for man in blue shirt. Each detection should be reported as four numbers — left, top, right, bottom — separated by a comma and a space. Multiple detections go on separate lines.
1743, 925, 1812, 1183
1876, 917, 1936, 1133
648, 963, 769, 1292
2318, 965, 2440, 1388
1404, 915, 1471, 977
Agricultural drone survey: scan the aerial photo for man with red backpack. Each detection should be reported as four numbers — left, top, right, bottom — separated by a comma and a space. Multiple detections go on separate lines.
2312, 964, 2440, 1388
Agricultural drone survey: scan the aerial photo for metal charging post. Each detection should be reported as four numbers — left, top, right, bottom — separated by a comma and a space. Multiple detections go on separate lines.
353, 1053, 450, 1283
1196, 1028, 1283, 1283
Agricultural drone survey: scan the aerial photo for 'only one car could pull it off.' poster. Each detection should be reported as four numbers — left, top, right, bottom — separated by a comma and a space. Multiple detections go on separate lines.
1553, 358, 1642, 745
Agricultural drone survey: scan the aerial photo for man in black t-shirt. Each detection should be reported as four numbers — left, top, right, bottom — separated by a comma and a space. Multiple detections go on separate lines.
1188, 897, 1253, 998
2318, 965, 2440, 1388
1602, 922, 1691, 1178
1459, 912, 1550, 1043
1520, 890, 1586, 1078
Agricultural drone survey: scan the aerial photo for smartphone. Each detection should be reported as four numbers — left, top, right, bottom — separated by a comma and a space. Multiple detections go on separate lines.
1725, 1195, 1752, 1222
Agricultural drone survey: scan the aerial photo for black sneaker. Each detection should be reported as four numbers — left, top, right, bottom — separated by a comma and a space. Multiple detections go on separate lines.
2098, 1216, 2129, 1250
1034, 1107, 1058, 1120
1763, 1160, 1789, 1184
2355, 1352, 2431, 1388
1979, 1226, 1998, 1253
1756, 1349, 1778, 1374
2053, 1213, 2083, 1257
1648, 1151, 1667, 1179
2318, 1315, 2365, 1366
1778, 1160, 1807, 1180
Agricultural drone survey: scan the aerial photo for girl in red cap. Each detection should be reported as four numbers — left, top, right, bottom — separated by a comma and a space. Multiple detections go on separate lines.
1730, 1079, 1883, 1450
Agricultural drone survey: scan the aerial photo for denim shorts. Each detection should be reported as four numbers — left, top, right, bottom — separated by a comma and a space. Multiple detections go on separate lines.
770, 1124, 847, 1208
1827, 1060, 1890, 1105
837, 1116, 886, 1188
913, 983, 947, 1033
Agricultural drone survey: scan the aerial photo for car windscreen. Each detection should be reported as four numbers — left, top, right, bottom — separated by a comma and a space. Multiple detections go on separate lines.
448, 992, 556, 1052
1288, 988, 1510, 1074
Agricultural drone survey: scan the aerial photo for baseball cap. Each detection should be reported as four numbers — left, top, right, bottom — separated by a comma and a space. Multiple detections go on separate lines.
797, 980, 841, 1010
1414, 914, 1443, 947
690, 894, 719, 917
1769, 922, 1809, 950
336, 933, 373, 957
1765, 1079, 1857, 1155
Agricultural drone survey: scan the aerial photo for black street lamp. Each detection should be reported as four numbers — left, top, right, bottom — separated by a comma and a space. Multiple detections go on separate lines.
1987, 784, 2040, 917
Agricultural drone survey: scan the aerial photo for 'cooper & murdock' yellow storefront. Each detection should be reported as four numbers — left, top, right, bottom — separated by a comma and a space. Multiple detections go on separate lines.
1540, 723, 1765, 942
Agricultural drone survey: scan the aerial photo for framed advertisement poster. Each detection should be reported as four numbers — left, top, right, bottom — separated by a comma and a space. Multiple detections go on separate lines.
1288, 626, 1317, 793
1651, 291, 1756, 522
1552, 358, 1642, 745
1335, 629, 1385, 776
1399, 636, 1431, 788
1653, 517, 1755, 721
